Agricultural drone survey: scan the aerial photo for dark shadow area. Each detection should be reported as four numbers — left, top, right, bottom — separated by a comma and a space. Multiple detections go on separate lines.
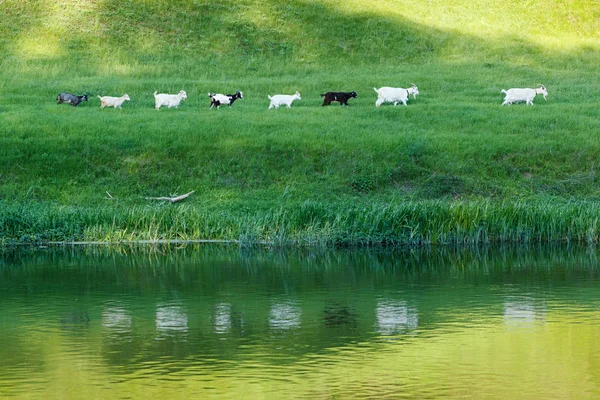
1, 0, 597, 72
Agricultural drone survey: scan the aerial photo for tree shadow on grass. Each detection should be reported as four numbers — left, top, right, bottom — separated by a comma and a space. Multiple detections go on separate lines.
1, 0, 597, 75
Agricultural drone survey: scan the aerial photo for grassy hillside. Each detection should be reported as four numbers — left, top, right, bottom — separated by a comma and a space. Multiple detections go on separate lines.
1, 0, 598, 69
1, 0, 599, 245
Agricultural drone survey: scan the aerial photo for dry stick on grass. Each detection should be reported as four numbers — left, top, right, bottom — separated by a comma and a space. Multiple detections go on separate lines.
145, 190, 195, 203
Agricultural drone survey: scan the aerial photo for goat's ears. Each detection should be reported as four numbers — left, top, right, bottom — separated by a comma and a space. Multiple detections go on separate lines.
411, 83, 417, 87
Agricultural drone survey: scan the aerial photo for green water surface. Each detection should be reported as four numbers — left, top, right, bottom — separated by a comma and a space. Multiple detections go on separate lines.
1, 245, 599, 399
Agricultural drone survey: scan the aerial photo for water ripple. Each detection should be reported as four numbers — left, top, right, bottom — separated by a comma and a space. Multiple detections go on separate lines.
2, 246, 600, 398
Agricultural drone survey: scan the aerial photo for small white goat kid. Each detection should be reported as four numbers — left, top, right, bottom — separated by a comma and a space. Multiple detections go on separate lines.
98, 94, 131, 109
374, 84, 419, 107
154, 90, 187, 110
501, 85, 547, 105
268, 91, 301, 109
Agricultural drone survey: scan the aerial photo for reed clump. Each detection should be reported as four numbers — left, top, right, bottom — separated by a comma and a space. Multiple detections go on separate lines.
2, 200, 600, 247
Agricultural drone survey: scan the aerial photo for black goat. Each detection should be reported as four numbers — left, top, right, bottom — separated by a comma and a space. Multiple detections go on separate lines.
320, 91, 357, 106
56, 92, 89, 107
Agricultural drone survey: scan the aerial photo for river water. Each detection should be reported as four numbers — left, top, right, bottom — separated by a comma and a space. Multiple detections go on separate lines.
1, 245, 599, 399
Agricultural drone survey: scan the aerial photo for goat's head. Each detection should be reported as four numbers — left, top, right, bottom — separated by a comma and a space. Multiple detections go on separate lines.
82, 94, 89, 101
295, 91, 301, 100
537, 84, 547, 100
409, 84, 419, 98
350, 91, 357, 98
178, 90, 187, 99
123, 94, 131, 101
235, 90, 243, 99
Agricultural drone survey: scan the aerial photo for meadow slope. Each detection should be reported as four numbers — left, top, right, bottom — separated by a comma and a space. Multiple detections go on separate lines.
0, 0, 599, 245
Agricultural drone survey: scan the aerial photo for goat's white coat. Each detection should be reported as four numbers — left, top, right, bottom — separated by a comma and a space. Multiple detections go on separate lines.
154, 90, 187, 109
210, 94, 231, 107
98, 94, 131, 109
374, 85, 419, 107
268, 91, 301, 109
501, 85, 547, 105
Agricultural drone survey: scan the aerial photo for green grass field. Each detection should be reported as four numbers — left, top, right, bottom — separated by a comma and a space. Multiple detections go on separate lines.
1, 0, 599, 245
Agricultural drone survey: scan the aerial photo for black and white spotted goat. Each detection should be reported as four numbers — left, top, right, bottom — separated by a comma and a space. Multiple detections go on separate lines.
208, 90, 243, 109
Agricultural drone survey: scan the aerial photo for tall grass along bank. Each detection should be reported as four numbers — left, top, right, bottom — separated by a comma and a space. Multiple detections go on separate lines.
2, 200, 600, 246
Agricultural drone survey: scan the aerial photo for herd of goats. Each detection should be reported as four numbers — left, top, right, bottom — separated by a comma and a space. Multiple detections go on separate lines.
55, 83, 548, 110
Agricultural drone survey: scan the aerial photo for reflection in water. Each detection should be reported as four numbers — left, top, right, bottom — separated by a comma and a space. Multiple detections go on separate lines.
102, 306, 133, 336
59, 310, 90, 330
213, 303, 232, 334
102, 306, 133, 343
1, 245, 600, 398
504, 299, 545, 328
375, 300, 419, 335
323, 302, 356, 328
269, 301, 302, 330
156, 304, 188, 339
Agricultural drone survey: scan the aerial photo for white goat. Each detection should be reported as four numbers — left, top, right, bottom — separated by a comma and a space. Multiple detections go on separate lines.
154, 90, 187, 110
268, 91, 301, 109
374, 84, 419, 107
98, 94, 130, 109
501, 85, 547, 105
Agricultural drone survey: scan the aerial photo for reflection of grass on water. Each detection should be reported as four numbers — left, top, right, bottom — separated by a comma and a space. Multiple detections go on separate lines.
2, 243, 599, 294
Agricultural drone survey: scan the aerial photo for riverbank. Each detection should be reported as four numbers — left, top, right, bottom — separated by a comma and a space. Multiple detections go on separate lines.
3, 199, 600, 246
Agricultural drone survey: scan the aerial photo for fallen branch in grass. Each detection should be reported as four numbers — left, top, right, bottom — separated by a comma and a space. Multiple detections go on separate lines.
145, 190, 195, 203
